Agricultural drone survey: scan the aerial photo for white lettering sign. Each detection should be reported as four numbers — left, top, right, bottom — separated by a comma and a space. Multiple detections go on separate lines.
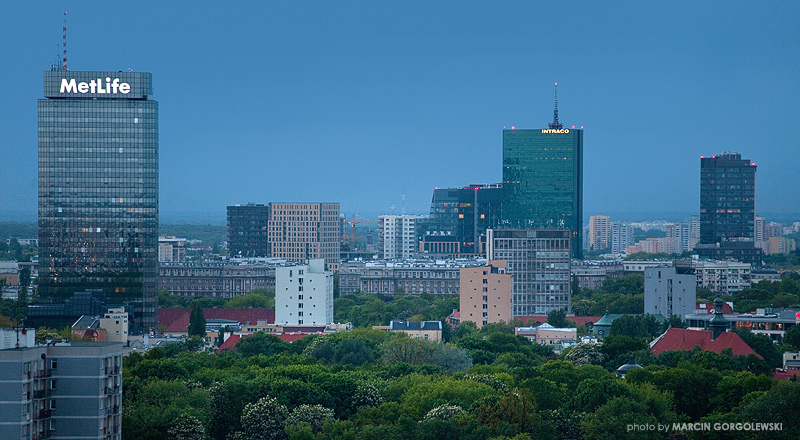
60, 77, 131, 95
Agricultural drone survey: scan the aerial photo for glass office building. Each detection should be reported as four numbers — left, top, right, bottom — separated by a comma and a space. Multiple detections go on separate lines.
38, 71, 158, 331
502, 128, 583, 259
227, 203, 270, 258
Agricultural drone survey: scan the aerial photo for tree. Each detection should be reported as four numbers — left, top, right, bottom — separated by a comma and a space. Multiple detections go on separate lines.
231, 396, 289, 440
167, 414, 209, 440
562, 343, 606, 366
286, 404, 335, 433
609, 315, 664, 338
235, 331, 289, 357
785, 325, 800, 350
546, 309, 570, 328
187, 302, 206, 338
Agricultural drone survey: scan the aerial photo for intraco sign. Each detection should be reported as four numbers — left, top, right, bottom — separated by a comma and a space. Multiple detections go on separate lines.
541, 129, 570, 134
60, 77, 131, 94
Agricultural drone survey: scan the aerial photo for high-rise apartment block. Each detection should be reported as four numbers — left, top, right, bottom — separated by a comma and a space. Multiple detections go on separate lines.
487, 229, 571, 316
502, 126, 583, 258
275, 260, 333, 325
227, 203, 270, 257
0, 335, 123, 440
589, 215, 610, 250
419, 184, 504, 256
379, 215, 427, 259
38, 71, 158, 331
610, 222, 634, 254
644, 266, 696, 319
267, 203, 340, 271
697, 152, 761, 264
459, 260, 512, 328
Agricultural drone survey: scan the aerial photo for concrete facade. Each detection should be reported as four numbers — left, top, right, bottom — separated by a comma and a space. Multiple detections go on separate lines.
275, 260, 333, 325
378, 215, 427, 259
268, 202, 341, 271
459, 260, 512, 328
0, 340, 123, 440
644, 266, 697, 319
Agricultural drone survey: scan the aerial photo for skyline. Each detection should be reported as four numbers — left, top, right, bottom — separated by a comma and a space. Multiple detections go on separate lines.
2, 1, 799, 223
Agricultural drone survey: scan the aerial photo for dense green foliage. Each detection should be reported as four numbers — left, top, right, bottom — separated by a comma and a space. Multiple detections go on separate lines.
700, 277, 800, 313
159, 224, 227, 246
334, 292, 458, 327
123, 318, 797, 440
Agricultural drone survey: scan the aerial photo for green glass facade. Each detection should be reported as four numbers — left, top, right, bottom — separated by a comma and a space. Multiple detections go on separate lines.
502, 128, 583, 258
38, 71, 158, 331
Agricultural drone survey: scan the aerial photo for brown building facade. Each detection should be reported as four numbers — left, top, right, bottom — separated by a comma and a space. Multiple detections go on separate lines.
267, 203, 340, 271
459, 260, 512, 328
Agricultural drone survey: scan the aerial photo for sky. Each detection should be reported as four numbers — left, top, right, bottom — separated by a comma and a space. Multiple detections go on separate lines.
1, 1, 798, 224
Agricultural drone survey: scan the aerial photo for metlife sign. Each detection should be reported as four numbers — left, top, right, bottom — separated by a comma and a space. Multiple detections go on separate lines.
43, 71, 152, 99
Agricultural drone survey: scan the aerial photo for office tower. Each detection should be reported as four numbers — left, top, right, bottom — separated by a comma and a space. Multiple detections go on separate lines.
588, 215, 611, 250
502, 93, 583, 258
459, 260, 512, 328
0, 333, 123, 440
378, 214, 428, 259
610, 222, 634, 254
275, 259, 333, 325
644, 266, 696, 319
38, 71, 158, 331
419, 184, 504, 256
696, 153, 761, 264
486, 229, 571, 316
227, 203, 270, 257
267, 203, 340, 271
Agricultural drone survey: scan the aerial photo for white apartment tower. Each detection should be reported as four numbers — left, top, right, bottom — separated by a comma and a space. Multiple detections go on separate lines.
610, 222, 635, 254
644, 267, 696, 319
275, 259, 334, 325
379, 215, 427, 259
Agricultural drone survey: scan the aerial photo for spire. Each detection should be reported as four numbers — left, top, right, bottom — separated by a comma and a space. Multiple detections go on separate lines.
548, 82, 563, 129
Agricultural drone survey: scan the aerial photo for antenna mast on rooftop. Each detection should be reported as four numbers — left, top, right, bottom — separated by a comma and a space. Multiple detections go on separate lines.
547, 82, 563, 129
62, 11, 68, 71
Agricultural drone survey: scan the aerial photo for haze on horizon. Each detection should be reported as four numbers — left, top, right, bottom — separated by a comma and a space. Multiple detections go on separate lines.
1, 1, 798, 222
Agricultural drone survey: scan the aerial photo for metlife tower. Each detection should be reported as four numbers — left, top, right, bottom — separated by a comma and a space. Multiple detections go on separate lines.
38, 70, 158, 331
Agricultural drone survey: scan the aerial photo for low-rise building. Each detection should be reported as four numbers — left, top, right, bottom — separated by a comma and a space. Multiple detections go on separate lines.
784, 352, 800, 370
386, 320, 442, 341
159, 262, 277, 298
571, 260, 624, 290
685, 307, 799, 341
515, 323, 577, 346
339, 258, 487, 295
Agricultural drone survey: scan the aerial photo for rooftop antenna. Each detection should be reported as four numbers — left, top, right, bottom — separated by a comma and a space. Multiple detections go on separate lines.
547, 82, 563, 129
62, 11, 68, 71
400, 193, 406, 215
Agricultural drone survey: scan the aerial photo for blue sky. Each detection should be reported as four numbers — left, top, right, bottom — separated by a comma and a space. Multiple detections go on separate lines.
1, 1, 798, 223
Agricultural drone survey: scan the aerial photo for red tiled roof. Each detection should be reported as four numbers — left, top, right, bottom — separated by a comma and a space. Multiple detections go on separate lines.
216, 334, 241, 353
773, 370, 800, 381
650, 328, 761, 359
158, 308, 191, 329
517, 316, 602, 327
161, 308, 275, 333
276, 333, 319, 342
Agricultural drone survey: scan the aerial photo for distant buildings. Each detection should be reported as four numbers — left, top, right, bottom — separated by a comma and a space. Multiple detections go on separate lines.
379, 214, 428, 259
339, 259, 483, 295
275, 259, 333, 325
696, 152, 761, 265
158, 236, 186, 262
418, 184, 504, 257
610, 222, 635, 254
158, 262, 276, 298
387, 321, 442, 341
71, 307, 130, 344
502, 123, 583, 259
459, 260, 512, 328
588, 215, 610, 250
644, 267, 696, 319
227, 203, 270, 258
38, 70, 159, 331
0, 331, 123, 440
268, 203, 341, 271
487, 229, 572, 316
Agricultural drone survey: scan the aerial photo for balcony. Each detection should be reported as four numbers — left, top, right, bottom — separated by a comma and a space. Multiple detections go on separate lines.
33, 369, 52, 378
105, 385, 120, 395
33, 409, 52, 420
33, 389, 51, 399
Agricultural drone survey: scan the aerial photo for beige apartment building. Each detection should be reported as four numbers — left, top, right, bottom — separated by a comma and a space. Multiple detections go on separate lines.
268, 203, 340, 271
459, 260, 512, 328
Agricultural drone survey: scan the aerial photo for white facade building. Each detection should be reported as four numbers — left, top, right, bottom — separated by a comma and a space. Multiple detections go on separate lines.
589, 215, 611, 250
610, 222, 634, 254
644, 267, 697, 319
691, 259, 751, 295
275, 259, 333, 325
379, 215, 427, 259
